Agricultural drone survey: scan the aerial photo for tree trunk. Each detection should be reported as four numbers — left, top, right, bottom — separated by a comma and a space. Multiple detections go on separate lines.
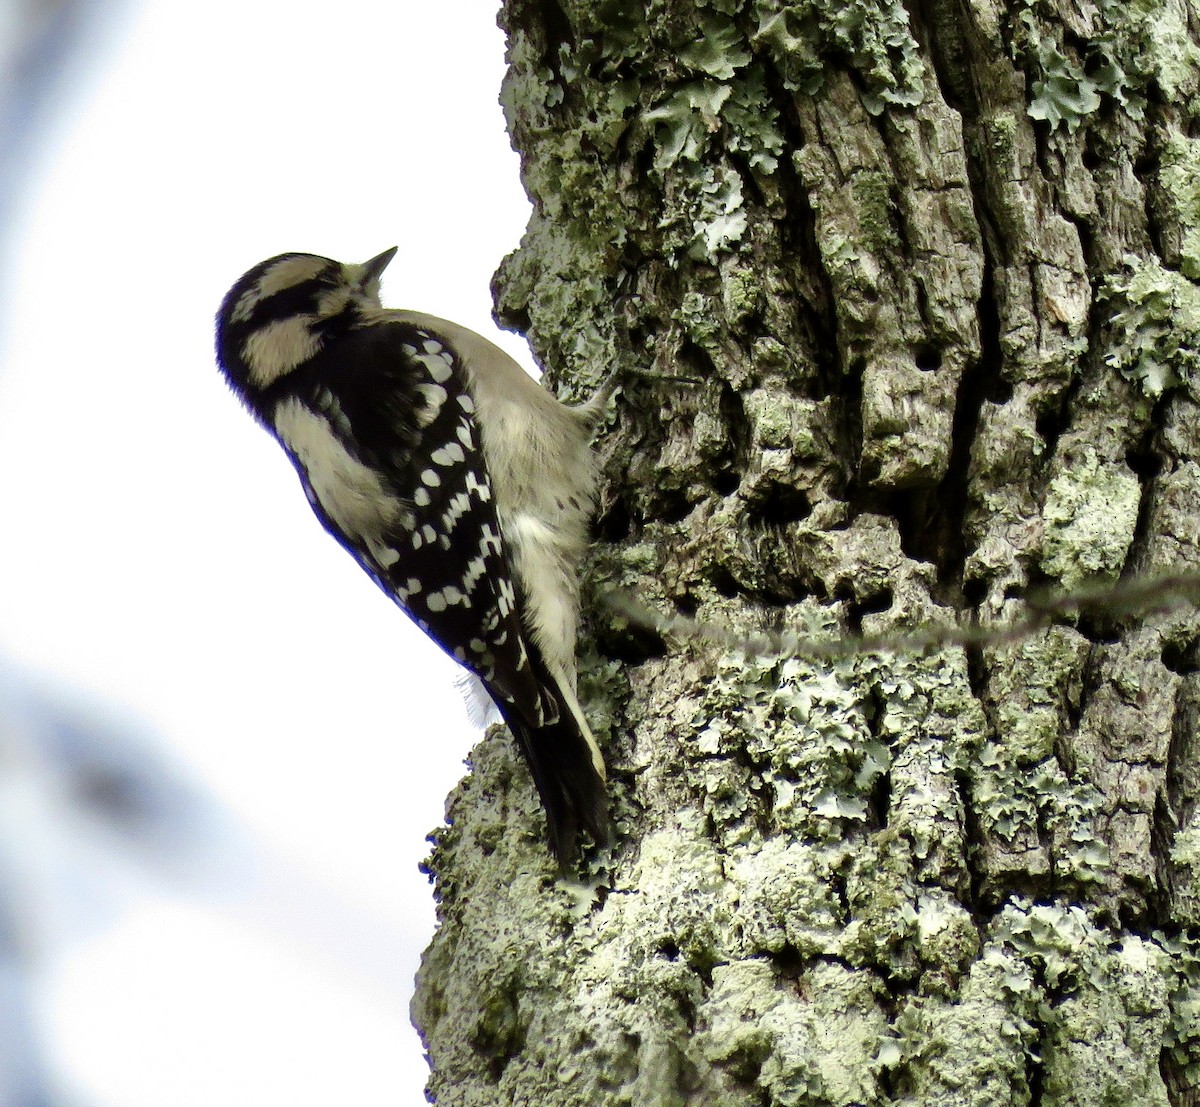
412, 0, 1200, 1103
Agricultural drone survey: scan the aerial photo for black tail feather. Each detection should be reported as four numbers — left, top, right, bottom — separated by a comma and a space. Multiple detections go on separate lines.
495, 699, 610, 865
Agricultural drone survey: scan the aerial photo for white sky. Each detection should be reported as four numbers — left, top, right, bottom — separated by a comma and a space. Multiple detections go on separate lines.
0, 0, 533, 1102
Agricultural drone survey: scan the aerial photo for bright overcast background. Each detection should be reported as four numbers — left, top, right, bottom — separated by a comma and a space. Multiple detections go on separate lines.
0, 0, 531, 1103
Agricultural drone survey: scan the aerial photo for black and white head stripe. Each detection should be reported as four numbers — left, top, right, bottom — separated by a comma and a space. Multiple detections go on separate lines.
227, 254, 334, 325
215, 249, 396, 400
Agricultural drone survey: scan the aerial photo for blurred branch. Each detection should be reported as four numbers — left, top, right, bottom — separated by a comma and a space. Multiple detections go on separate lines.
606, 570, 1200, 660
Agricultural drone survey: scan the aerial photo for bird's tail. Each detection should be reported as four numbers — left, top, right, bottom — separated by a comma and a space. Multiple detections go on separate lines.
495, 677, 610, 866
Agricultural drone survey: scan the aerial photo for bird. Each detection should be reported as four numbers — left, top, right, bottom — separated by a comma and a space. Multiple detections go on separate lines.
214, 247, 614, 863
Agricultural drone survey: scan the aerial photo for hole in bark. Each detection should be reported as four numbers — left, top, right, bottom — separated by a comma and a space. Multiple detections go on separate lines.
1117, 898, 1148, 930
1081, 49, 1110, 80
711, 567, 741, 598
1125, 435, 1162, 481
632, 131, 657, 178
842, 586, 894, 635
1035, 405, 1063, 450
1163, 639, 1200, 675
963, 576, 987, 608
712, 469, 740, 496
595, 496, 631, 542
598, 617, 668, 666
964, 639, 988, 700
984, 374, 1014, 404
719, 378, 751, 451
857, 587, 895, 617
870, 486, 938, 566
914, 344, 943, 372
497, 301, 532, 334
839, 359, 865, 475
659, 492, 694, 524
674, 593, 699, 618
868, 767, 892, 829
828, 870, 851, 919
606, 626, 668, 665
954, 768, 984, 913
1025, 1033, 1046, 1106
1133, 150, 1160, 178
776, 942, 808, 974
723, 1042, 769, 1087
748, 482, 811, 526
1076, 615, 1122, 644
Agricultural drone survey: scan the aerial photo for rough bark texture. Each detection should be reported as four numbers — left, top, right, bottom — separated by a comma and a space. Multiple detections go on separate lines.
413, 1, 1200, 1103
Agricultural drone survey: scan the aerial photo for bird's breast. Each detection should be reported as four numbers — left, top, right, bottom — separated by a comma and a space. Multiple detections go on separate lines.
272, 396, 409, 568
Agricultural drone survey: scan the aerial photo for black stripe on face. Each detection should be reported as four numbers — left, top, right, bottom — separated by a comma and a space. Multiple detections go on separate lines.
230, 254, 340, 327
242, 280, 323, 326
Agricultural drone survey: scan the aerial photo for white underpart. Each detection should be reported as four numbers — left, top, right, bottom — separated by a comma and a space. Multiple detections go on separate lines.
501, 512, 578, 678
272, 397, 406, 571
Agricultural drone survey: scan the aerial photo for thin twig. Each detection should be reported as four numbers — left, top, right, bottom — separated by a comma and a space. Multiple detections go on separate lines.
603, 571, 1200, 660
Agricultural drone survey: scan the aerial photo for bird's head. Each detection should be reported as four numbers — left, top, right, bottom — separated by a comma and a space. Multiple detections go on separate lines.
215, 247, 397, 400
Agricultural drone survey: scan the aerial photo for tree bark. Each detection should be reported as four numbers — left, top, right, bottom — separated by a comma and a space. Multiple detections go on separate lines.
413, 0, 1200, 1103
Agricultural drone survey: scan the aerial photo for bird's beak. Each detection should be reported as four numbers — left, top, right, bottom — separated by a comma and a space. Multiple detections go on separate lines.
361, 246, 398, 284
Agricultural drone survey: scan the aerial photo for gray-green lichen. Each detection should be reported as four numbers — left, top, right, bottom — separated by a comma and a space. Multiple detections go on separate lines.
419, 753, 1200, 1104
1012, 0, 1200, 133
752, 0, 924, 114
983, 630, 1085, 764
1016, 10, 1104, 133
417, 466, 1200, 1099
880, 903, 1184, 1107
1169, 816, 1200, 926
1160, 931, 1200, 1086
1102, 255, 1200, 398
499, 0, 933, 298
972, 630, 1113, 887
688, 651, 879, 840
1158, 135, 1200, 279
702, 959, 889, 1105
974, 751, 1112, 885
1128, 0, 1200, 108
1039, 447, 1141, 589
